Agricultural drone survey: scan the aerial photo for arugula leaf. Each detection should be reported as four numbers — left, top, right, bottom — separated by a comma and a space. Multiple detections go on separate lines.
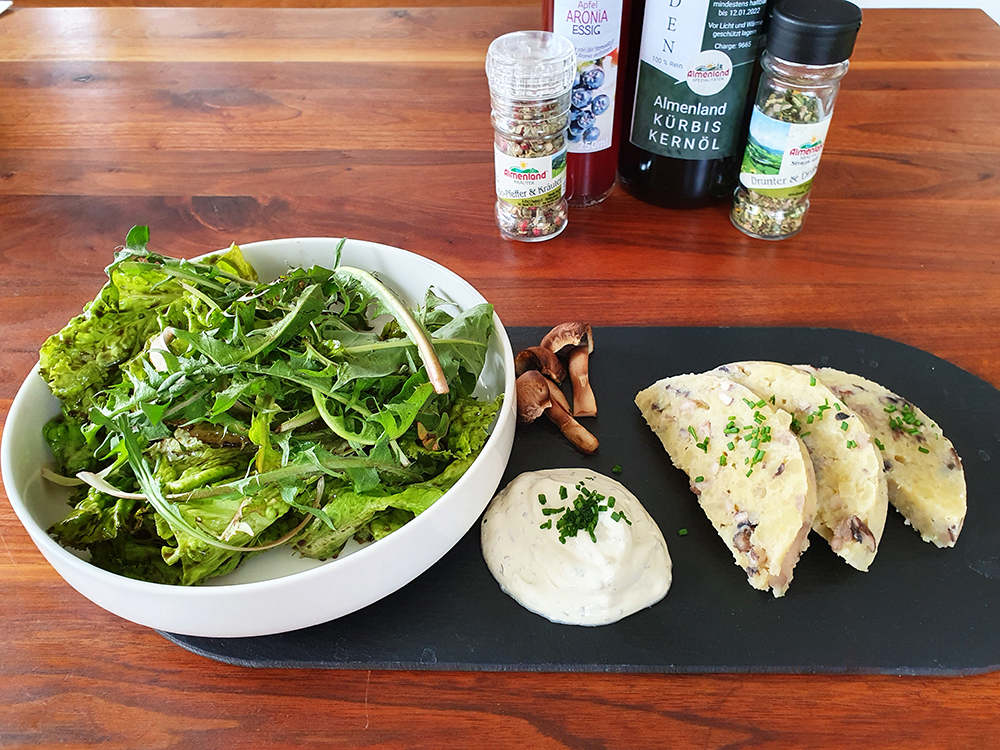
239, 283, 326, 363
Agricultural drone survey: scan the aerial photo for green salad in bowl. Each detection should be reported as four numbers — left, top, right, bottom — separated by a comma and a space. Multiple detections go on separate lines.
3, 229, 515, 636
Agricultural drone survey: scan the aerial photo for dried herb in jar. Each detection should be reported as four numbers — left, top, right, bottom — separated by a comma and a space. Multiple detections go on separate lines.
761, 88, 822, 123
731, 0, 862, 241
486, 32, 575, 242
731, 88, 822, 238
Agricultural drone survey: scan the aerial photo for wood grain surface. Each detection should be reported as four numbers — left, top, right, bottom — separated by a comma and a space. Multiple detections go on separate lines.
2, 5, 1000, 748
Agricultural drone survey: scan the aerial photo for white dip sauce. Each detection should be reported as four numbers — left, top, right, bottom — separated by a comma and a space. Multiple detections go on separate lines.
480, 468, 672, 626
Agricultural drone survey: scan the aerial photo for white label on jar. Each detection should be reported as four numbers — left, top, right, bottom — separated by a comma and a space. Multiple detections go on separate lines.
739, 109, 832, 197
494, 147, 567, 206
554, 0, 624, 154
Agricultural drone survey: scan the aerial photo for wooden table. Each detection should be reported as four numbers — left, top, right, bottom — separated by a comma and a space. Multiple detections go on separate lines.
2, 4, 999, 746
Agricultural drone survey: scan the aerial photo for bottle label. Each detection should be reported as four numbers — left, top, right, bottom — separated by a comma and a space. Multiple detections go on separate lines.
494, 147, 568, 207
629, 0, 767, 160
739, 108, 832, 198
553, 0, 624, 154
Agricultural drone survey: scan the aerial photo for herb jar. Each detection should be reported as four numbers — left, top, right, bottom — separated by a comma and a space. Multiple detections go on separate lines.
731, 0, 862, 240
486, 31, 576, 242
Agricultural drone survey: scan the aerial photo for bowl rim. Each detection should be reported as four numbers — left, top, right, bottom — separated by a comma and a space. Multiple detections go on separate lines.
2, 236, 516, 601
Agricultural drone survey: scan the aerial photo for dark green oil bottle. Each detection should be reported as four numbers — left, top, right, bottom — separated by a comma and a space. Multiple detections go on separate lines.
618, 0, 770, 208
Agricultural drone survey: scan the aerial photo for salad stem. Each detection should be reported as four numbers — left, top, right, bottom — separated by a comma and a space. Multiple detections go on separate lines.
333, 266, 449, 394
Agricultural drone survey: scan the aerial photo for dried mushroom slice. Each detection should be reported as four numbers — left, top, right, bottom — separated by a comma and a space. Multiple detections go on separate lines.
516, 370, 598, 455
540, 322, 596, 417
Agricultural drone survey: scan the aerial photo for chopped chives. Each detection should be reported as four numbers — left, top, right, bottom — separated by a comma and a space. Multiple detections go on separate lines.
538, 494, 547, 505
841, 421, 849, 431
541, 478, 634, 544
559, 485, 568, 500
918, 446, 930, 454
695, 476, 705, 483
719, 454, 728, 466
677, 528, 688, 536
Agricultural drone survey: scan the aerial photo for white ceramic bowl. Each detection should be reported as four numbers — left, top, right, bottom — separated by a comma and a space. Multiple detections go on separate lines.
1, 238, 516, 637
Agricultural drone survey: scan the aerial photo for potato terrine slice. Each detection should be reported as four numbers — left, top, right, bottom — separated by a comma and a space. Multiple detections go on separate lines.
798, 366, 966, 548
635, 373, 817, 597
713, 361, 889, 572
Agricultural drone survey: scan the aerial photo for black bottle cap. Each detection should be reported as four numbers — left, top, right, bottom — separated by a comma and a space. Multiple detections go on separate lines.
767, 0, 863, 66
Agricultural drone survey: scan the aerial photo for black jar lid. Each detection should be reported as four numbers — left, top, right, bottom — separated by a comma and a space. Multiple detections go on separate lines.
768, 0, 863, 66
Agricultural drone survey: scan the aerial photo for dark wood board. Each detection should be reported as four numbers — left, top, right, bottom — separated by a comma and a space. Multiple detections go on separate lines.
161, 327, 1000, 675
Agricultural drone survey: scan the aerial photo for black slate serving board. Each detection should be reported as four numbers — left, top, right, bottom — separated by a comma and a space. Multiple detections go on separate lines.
161, 327, 1000, 674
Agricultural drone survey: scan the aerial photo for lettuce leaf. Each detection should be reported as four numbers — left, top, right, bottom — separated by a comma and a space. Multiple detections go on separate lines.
288, 391, 501, 559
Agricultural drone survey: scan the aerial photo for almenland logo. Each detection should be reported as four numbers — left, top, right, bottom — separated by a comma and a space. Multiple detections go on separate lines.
684, 51, 733, 96
504, 164, 548, 181
688, 62, 730, 81
789, 137, 824, 157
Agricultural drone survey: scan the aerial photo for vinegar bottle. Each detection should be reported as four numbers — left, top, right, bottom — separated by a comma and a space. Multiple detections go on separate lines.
543, 0, 630, 206
618, 0, 770, 209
